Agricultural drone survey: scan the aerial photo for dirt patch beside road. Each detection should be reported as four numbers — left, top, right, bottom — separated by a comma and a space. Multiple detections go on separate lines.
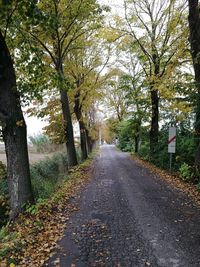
0, 152, 62, 165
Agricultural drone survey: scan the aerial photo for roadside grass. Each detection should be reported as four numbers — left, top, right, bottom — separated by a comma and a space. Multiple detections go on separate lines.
0, 152, 96, 266
0, 152, 68, 229
131, 154, 200, 206
30, 152, 68, 200
0, 148, 82, 229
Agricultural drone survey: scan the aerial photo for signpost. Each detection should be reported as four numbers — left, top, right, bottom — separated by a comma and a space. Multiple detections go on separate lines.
168, 127, 176, 172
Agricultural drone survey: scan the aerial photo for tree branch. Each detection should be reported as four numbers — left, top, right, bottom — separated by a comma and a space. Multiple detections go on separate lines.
28, 32, 57, 67
3, 1, 19, 38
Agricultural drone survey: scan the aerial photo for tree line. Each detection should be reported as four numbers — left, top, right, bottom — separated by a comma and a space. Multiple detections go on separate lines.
102, 0, 200, 175
0, 0, 111, 219
1, 0, 200, 219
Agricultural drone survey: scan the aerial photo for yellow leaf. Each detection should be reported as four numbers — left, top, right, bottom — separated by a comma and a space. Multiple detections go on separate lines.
10, 263, 15, 267
16, 120, 24, 127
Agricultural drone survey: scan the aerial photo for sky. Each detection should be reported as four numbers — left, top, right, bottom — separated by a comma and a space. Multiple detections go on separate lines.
24, 114, 47, 137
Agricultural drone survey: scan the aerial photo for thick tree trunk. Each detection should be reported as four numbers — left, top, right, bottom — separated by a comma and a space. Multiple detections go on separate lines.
188, 0, 200, 169
56, 62, 77, 167
60, 89, 78, 167
74, 95, 88, 161
149, 89, 159, 156
0, 31, 34, 219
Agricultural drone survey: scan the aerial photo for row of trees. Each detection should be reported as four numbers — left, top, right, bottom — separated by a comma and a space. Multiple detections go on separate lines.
102, 0, 200, 171
2, 0, 200, 219
0, 0, 111, 218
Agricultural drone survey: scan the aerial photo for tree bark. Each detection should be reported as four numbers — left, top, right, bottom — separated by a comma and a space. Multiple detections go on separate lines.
188, 0, 200, 169
60, 88, 78, 167
74, 94, 88, 161
79, 120, 88, 161
85, 128, 93, 154
134, 136, 139, 153
0, 31, 34, 219
149, 88, 159, 156
134, 122, 141, 154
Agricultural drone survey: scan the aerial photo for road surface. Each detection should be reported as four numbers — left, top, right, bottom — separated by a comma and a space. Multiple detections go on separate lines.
46, 145, 200, 267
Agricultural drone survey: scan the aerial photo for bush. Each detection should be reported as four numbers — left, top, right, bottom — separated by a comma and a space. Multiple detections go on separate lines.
30, 152, 68, 200
179, 163, 195, 182
196, 182, 200, 191
0, 152, 68, 226
117, 120, 134, 152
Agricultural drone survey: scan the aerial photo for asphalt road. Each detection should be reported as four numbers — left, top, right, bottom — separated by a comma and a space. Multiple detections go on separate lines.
46, 145, 200, 267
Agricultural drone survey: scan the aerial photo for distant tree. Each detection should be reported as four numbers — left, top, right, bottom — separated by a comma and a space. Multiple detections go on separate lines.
67, 34, 111, 160
106, 77, 129, 122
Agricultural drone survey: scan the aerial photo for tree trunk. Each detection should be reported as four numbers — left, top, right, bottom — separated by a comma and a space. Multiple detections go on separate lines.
79, 120, 88, 161
134, 135, 139, 153
149, 88, 159, 156
60, 89, 78, 167
85, 128, 93, 153
188, 0, 200, 169
74, 95, 88, 161
0, 31, 34, 219
134, 120, 141, 154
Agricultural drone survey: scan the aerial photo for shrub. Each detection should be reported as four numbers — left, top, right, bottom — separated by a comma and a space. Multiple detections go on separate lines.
30, 152, 68, 200
196, 182, 200, 191
117, 120, 134, 152
179, 163, 195, 182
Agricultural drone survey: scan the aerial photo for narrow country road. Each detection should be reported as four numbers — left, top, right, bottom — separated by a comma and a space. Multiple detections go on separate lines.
46, 145, 200, 267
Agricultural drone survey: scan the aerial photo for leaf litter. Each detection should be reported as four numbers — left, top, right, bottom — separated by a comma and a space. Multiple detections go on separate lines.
0, 159, 94, 267
131, 155, 200, 207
